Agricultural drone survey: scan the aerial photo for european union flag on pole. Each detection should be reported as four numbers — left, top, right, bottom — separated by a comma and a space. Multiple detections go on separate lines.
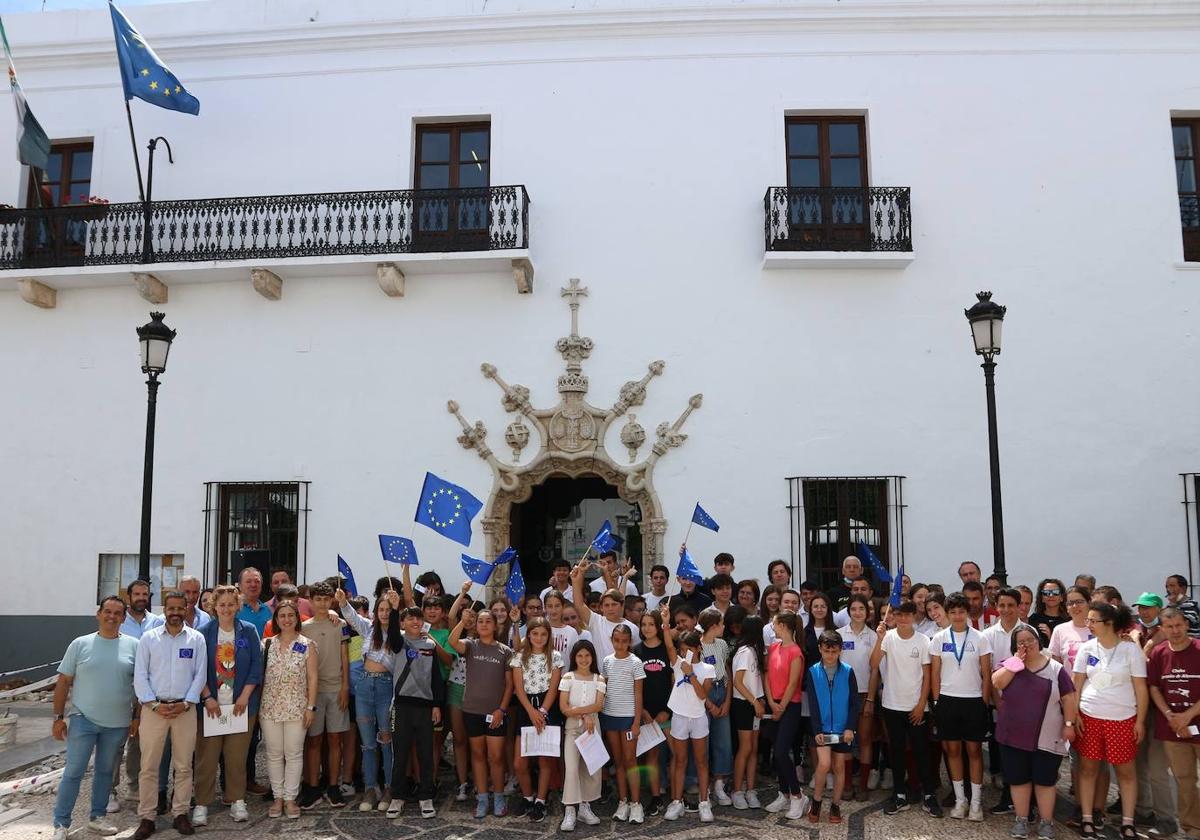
691, 503, 720, 533
889, 565, 905, 608
506, 560, 526, 603
109, 3, 200, 116
858, 541, 892, 585
414, 472, 483, 547
496, 546, 517, 566
336, 555, 358, 597
461, 554, 495, 586
378, 534, 418, 566
677, 546, 705, 586
591, 520, 618, 555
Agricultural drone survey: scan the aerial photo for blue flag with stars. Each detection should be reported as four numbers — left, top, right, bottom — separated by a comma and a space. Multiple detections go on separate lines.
461, 554, 495, 586
336, 555, 358, 597
857, 541, 892, 585
677, 546, 704, 585
506, 559, 526, 603
414, 472, 483, 547
109, 2, 200, 116
890, 564, 905, 608
496, 546, 517, 566
378, 534, 418, 566
691, 503, 720, 533
590, 520, 618, 555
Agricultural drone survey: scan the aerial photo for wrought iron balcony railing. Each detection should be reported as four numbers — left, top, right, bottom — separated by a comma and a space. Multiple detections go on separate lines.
0, 185, 530, 270
1182, 194, 1199, 262
764, 186, 912, 253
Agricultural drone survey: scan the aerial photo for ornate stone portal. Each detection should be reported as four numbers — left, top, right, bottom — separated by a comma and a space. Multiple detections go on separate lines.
447, 279, 703, 595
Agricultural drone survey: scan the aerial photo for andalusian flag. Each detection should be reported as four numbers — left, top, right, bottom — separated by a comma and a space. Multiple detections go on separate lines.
0, 16, 50, 171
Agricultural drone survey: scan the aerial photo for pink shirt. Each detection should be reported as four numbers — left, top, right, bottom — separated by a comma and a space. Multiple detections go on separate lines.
1048, 621, 1093, 671
767, 641, 804, 703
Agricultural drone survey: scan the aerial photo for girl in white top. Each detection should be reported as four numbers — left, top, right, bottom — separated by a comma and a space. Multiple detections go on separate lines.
1049, 586, 1094, 671
837, 595, 877, 800
600, 626, 646, 824
1072, 602, 1148, 840
665, 628, 716, 822
543, 591, 581, 658
558, 640, 607, 831
731, 616, 767, 809
917, 592, 949, 639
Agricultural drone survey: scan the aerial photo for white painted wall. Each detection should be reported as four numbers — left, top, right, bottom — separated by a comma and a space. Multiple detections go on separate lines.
2, 0, 1200, 618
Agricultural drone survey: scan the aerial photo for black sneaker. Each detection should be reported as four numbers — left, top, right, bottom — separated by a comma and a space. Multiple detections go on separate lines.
647, 795, 663, 817
924, 795, 944, 818
991, 800, 1015, 815
1107, 800, 1123, 816
156, 791, 168, 815
326, 785, 346, 808
512, 797, 530, 818
528, 801, 546, 823
685, 798, 699, 813
885, 795, 911, 815
297, 785, 322, 810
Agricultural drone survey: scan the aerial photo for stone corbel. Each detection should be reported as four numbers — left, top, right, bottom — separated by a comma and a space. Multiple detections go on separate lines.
377, 262, 405, 297
512, 258, 534, 295
133, 272, 168, 304
250, 268, 282, 300
17, 279, 56, 309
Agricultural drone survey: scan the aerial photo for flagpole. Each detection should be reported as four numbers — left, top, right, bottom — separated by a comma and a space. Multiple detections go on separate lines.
124, 99, 145, 203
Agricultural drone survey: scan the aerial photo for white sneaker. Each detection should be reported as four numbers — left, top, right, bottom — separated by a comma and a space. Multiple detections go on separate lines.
746, 789, 762, 809
699, 800, 714, 822
867, 769, 881, 790
765, 792, 789, 813
732, 791, 748, 810
455, 782, 469, 802
106, 794, 120, 814
629, 802, 644, 824
614, 800, 630, 821
560, 806, 577, 831
969, 802, 985, 822
230, 800, 249, 822
377, 796, 391, 812
52, 829, 67, 840
578, 802, 601, 825
786, 795, 810, 820
419, 799, 436, 819
87, 817, 119, 836
664, 800, 685, 821
713, 780, 732, 806
191, 806, 208, 827
881, 769, 893, 789
951, 800, 968, 820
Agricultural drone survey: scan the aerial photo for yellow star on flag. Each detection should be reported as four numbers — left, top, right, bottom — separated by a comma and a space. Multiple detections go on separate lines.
148, 81, 158, 90
140, 69, 149, 76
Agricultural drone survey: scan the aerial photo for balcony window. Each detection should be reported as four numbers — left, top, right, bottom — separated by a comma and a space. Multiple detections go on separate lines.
1176, 119, 1199, 262
414, 122, 491, 251
29, 140, 93, 208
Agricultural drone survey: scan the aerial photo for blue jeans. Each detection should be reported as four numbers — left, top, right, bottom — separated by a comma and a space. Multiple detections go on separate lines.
55, 714, 128, 828
354, 670, 394, 790
707, 682, 732, 777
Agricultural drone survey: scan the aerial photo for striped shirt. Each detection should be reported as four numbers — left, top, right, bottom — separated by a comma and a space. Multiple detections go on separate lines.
600, 653, 646, 717
701, 637, 731, 683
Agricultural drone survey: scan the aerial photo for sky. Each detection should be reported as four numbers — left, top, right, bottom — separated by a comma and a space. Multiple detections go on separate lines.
0, 0, 200, 11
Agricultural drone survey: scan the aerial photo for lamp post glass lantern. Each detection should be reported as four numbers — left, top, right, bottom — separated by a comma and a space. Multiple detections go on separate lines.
136, 312, 176, 582
964, 291, 1007, 585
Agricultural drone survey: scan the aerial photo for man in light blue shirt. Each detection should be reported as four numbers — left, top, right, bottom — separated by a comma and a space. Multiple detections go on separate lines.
132, 592, 206, 839
235, 567, 270, 636
179, 575, 210, 630
120, 580, 164, 640
51, 596, 140, 840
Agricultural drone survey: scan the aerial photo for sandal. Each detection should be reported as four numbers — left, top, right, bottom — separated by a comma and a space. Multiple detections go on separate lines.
1079, 821, 1097, 838
1119, 826, 1138, 840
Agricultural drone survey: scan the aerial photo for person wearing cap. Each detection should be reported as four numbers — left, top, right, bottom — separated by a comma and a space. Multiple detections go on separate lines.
1128, 592, 1180, 835
1134, 593, 1168, 650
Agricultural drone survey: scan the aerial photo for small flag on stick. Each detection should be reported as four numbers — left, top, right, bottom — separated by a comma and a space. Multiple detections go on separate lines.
461, 554, 495, 586
336, 555, 358, 597
506, 559, 526, 603
691, 503, 720, 533
677, 546, 705, 586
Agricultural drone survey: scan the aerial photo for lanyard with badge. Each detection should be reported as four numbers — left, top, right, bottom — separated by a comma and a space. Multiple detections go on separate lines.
947, 629, 967, 669
1088, 643, 1120, 690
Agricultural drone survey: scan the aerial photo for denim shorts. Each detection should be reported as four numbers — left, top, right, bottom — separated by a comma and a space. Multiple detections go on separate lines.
599, 714, 634, 732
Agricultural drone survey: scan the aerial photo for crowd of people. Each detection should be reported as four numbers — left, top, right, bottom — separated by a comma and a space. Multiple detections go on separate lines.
46, 553, 1200, 840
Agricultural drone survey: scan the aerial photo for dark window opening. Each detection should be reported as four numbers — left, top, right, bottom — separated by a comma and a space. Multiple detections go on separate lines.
28, 141, 93, 208
413, 121, 491, 250
1175, 120, 1199, 262
204, 482, 309, 586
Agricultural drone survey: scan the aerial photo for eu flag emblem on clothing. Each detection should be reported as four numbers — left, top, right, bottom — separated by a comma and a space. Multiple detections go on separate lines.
109, 3, 200, 116
337, 555, 359, 596
378, 535, 418, 566
590, 520, 618, 555
506, 559, 526, 604
461, 554, 495, 586
691, 503, 720, 533
414, 472, 483, 547
677, 546, 704, 586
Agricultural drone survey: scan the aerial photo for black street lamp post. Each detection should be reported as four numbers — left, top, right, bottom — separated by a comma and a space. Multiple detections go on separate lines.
964, 291, 1008, 585
136, 312, 177, 583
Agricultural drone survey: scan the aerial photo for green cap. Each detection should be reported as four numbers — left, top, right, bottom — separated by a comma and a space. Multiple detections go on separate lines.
1133, 592, 1164, 609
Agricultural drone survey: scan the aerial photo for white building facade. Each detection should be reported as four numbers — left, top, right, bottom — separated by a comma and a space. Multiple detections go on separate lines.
1, 0, 1199, 670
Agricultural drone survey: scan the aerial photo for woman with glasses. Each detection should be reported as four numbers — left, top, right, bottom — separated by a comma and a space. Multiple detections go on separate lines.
1030, 579, 1070, 647
1072, 602, 1148, 839
992, 624, 1078, 839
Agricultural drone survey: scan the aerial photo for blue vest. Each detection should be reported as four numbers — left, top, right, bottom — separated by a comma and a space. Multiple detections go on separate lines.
808, 660, 853, 734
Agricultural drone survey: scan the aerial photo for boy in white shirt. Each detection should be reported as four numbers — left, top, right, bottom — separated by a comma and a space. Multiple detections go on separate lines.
572, 560, 640, 661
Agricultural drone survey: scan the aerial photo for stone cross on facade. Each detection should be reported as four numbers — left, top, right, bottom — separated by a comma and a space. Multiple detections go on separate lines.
561, 278, 588, 336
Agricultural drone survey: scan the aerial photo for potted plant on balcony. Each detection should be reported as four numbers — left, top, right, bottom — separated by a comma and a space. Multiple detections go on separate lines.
0, 203, 19, 225
75, 195, 110, 221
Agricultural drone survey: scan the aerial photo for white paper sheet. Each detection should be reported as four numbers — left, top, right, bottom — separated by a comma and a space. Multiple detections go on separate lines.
202, 704, 249, 738
520, 725, 562, 757
574, 728, 610, 776
635, 720, 666, 756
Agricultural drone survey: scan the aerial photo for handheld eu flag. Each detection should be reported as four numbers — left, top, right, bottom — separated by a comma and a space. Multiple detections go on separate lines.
858, 541, 892, 585
414, 472, 483, 547
889, 564, 905, 608
461, 554, 495, 586
109, 2, 200, 116
677, 546, 705, 586
378, 534, 418, 566
591, 520, 618, 555
496, 546, 517, 566
506, 559, 526, 603
691, 503, 720, 533
337, 556, 358, 598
